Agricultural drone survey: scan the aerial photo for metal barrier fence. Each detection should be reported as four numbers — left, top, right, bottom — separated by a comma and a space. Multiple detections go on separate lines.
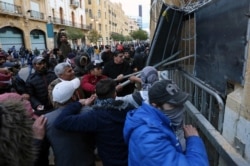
152, 5, 249, 165
167, 69, 225, 132
166, 68, 248, 166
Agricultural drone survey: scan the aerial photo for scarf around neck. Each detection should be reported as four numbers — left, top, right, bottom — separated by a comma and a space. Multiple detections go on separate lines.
161, 105, 185, 129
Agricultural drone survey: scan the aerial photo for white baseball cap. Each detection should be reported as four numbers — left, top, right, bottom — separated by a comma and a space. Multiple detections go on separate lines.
52, 78, 80, 104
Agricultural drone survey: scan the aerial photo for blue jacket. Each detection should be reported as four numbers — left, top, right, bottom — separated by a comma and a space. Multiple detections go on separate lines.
54, 99, 135, 166
123, 102, 209, 166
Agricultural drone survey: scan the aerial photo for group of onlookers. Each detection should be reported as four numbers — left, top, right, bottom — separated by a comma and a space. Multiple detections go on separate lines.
0, 41, 209, 166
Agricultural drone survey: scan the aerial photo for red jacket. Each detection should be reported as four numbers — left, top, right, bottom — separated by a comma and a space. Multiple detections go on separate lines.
81, 74, 107, 94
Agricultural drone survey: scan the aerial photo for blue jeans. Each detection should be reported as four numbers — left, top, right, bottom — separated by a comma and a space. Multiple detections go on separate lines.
28, 65, 33, 75
20, 57, 25, 67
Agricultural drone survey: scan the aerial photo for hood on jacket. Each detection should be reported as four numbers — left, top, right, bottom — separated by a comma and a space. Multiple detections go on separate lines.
74, 54, 90, 68
0, 100, 35, 166
74, 54, 90, 77
93, 98, 135, 123
123, 102, 171, 144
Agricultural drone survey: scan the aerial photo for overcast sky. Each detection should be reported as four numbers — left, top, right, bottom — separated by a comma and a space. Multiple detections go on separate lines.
110, 0, 151, 32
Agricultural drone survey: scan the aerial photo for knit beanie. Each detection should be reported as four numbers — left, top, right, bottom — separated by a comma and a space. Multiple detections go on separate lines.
0, 72, 11, 87
0, 93, 34, 118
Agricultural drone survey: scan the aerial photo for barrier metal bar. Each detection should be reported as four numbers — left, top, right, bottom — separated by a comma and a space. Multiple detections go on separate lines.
153, 50, 182, 68
182, 71, 224, 132
169, 69, 224, 133
162, 54, 195, 67
114, 71, 141, 81
119, 50, 182, 87
185, 101, 249, 166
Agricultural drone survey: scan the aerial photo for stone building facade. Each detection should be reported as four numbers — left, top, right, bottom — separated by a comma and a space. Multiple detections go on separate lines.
0, 0, 49, 52
85, 0, 138, 46
0, 0, 139, 53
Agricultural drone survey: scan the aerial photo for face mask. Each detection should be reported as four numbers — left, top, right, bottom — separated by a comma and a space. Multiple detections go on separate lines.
161, 105, 185, 127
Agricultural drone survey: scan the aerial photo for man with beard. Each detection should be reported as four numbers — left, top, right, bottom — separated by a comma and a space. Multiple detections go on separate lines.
26, 56, 57, 116
58, 31, 72, 63
102, 50, 134, 97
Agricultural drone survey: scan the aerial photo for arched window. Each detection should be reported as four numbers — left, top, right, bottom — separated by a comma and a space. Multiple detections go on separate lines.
60, 7, 63, 24
71, 12, 75, 26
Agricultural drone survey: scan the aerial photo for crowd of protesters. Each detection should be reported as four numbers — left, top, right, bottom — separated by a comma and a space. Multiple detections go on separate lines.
0, 33, 209, 166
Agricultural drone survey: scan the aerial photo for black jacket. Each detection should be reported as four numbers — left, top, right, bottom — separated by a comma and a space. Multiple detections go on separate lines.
101, 51, 113, 65
26, 70, 57, 115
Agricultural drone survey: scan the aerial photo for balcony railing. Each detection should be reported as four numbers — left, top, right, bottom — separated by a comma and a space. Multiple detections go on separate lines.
70, 1, 79, 8
52, 17, 90, 30
28, 10, 44, 20
0, 1, 22, 15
